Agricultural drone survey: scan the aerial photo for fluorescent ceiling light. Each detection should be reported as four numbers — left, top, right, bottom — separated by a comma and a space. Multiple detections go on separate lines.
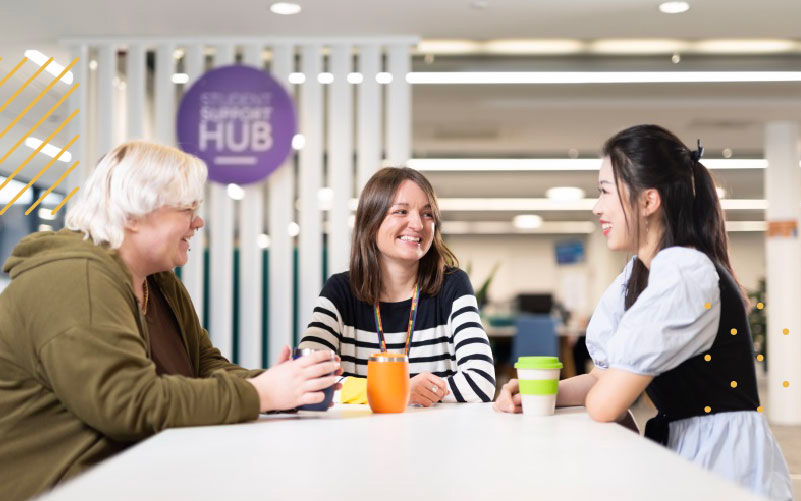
443, 220, 595, 235
409, 158, 602, 171
288, 72, 306, 85
546, 186, 586, 202
440, 198, 769, 212
417, 40, 482, 54
406, 71, 801, 85
716, 187, 727, 199
376, 72, 393, 84
291, 134, 305, 150
317, 72, 334, 84
513, 214, 543, 229
172, 73, 189, 84
725, 221, 767, 232
270, 2, 301, 15
24, 49, 73, 85
257, 233, 271, 249
484, 39, 585, 55
227, 183, 245, 201
38, 224, 54, 232
694, 39, 800, 54
659, 2, 690, 14
590, 39, 689, 55
24, 137, 72, 162
408, 158, 771, 171
288, 222, 300, 237
38, 208, 57, 220
0, 176, 33, 205
347, 72, 364, 84
720, 199, 767, 210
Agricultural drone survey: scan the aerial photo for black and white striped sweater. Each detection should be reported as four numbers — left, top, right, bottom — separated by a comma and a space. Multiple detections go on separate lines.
299, 268, 496, 402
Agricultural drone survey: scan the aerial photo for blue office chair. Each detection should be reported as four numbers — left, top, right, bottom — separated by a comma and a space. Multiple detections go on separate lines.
511, 313, 559, 360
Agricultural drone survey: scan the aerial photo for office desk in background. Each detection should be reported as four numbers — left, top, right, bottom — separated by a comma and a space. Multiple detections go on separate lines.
39, 404, 761, 501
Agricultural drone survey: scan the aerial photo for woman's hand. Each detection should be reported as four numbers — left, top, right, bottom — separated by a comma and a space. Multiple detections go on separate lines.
493, 379, 522, 413
409, 372, 449, 407
247, 345, 342, 412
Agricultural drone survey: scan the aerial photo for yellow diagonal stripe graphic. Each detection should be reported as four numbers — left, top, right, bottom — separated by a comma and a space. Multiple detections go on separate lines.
0, 57, 27, 88
25, 160, 79, 215
0, 134, 79, 215
0, 57, 51, 114
0, 107, 79, 190
0, 85, 78, 169
51, 186, 79, 216
0, 57, 79, 139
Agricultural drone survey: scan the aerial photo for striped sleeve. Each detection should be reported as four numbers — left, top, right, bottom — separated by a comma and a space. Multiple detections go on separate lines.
443, 293, 496, 403
299, 295, 343, 353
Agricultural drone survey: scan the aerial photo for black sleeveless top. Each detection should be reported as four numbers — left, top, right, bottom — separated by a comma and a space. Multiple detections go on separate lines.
644, 264, 760, 444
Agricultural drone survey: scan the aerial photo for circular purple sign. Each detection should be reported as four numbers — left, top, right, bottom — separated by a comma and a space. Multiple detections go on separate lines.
176, 64, 296, 185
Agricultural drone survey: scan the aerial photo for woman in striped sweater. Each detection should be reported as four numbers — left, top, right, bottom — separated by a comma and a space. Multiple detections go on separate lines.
299, 167, 496, 405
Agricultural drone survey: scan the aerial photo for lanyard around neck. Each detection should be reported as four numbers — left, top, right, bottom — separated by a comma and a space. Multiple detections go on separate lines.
373, 284, 420, 355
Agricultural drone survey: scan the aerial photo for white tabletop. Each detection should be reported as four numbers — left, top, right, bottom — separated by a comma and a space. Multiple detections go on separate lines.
39, 404, 763, 501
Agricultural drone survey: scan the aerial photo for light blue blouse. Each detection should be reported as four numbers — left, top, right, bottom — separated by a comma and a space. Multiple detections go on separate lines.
586, 247, 792, 501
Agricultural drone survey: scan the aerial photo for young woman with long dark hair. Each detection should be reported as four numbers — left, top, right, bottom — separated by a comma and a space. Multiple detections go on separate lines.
495, 124, 791, 500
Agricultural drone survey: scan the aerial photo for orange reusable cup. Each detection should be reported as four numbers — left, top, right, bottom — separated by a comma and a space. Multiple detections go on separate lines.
367, 353, 410, 413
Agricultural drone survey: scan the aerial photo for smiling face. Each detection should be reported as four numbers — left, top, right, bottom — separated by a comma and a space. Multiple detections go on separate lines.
375, 180, 435, 267
593, 157, 636, 252
128, 204, 204, 272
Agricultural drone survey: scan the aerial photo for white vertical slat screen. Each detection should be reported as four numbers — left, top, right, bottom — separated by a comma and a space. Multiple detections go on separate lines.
238, 44, 265, 368
181, 44, 207, 324
62, 37, 415, 368
297, 44, 324, 339
267, 44, 294, 366
357, 45, 381, 192
126, 44, 146, 140
96, 45, 116, 156
154, 44, 175, 145
386, 44, 411, 166
66, 44, 88, 193
327, 44, 353, 277
208, 43, 236, 359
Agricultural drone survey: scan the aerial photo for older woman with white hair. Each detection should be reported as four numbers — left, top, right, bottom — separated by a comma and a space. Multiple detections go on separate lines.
0, 141, 340, 501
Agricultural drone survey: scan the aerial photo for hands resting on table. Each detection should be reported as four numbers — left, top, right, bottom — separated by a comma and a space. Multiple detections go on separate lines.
246, 345, 344, 413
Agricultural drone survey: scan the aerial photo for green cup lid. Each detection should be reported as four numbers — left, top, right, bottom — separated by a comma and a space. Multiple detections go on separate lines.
514, 356, 563, 370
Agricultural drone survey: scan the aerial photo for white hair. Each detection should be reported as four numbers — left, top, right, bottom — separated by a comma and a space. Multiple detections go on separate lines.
65, 141, 207, 249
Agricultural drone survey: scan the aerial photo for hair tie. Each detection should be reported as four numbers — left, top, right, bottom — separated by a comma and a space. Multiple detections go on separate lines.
690, 139, 704, 163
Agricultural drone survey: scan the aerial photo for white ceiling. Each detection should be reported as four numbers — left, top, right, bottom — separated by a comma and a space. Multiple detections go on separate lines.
2, 0, 801, 43
0, 0, 799, 230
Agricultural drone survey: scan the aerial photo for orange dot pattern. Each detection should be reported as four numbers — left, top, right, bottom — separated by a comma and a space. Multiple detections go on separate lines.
704, 354, 711, 362
731, 381, 738, 388
757, 355, 764, 362
704, 406, 711, 413
783, 381, 790, 388
730, 328, 737, 335
757, 406, 764, 413
704, 302, 711, 310
756, 303, 764, 310
783, 328, 789, 335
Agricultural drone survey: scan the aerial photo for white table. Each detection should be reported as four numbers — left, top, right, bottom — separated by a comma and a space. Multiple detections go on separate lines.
39, 404, 763, 501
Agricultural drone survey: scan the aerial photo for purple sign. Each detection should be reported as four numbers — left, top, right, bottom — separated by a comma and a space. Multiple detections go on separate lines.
176, 64, 296, 185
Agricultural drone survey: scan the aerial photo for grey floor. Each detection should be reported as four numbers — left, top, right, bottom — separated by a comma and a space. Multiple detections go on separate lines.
628, 371, 800, 498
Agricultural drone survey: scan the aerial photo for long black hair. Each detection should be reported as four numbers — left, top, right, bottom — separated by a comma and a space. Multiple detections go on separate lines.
603, 124, 742, 309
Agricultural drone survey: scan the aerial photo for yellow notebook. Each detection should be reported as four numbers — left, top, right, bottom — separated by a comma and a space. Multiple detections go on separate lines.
340, 376, 368, 404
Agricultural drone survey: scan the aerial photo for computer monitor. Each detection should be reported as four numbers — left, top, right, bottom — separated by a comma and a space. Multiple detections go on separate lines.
516, 293, 553, 314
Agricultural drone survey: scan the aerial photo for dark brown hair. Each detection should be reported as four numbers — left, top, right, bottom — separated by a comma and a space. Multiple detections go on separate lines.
349, 167, 458, 304
603, 124, 743, 310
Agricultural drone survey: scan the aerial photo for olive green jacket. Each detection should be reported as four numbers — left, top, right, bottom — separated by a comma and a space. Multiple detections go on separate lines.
0, 230, 261, 500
